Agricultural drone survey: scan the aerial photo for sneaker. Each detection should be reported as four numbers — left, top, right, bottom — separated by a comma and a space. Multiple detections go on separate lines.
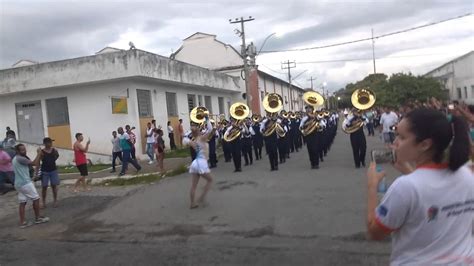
20, 221, 34, 229
148, 160, 154, 165
110, 170, 116, 173
35, 217, 50, 224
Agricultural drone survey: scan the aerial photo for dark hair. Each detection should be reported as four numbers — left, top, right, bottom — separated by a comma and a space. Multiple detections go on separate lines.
15, 143, 24, 152
405, 108, 469, 171
151, 120, 156, 123
75, 133, 83, 139
167, 121, 171, 125
112, 131, 117, 134
156, 129, 163, 135
468, 105, 474, 114
179, 119, 183, 123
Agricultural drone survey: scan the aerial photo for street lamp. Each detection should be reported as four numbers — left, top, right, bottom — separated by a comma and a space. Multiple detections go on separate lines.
257, 32, 277, 56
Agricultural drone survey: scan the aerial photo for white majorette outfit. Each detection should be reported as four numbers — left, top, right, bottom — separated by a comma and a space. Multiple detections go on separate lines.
186, 118, 212, 175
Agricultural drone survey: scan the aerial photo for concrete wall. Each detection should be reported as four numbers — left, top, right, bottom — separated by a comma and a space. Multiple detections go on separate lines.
258, 74, 304, 113
0, 49, 241, 96
0, 78, 237, 162
426, 52, 474, 104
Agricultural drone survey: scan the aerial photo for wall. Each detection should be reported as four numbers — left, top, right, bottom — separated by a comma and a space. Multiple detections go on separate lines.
0, 78, 237, 161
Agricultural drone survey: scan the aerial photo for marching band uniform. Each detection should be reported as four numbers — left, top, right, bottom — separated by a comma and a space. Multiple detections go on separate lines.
252, 122, 263, 160
225, 122, 242, 172
241, 121, 254, 166
277, 121, 289, 163
300, 107, 321, 169
289, 118, 299, 153
260, 117, 279, 171
221, 125, 232, 163
343, 112, 368, 168
208, 129, 219, 168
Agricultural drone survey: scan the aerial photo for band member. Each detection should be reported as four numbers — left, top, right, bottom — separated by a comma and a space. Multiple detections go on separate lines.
343, 110, 368, 168
277, 119, 289, 164
241, 119, 254, 166
252, 119, 263, 160
225, 118, 242, 172
208, 123, 218, 168
183, 116, 213, 209
300, 106, 321, 169
221, 123, 232, 163
183, 126, 197, 161
288, 116, 299, 153
260, 113, 279, 171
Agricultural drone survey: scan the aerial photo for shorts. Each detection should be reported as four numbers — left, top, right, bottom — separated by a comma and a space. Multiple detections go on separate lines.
41, 170, 60, 187
77, 164, 88, 176
189, 158, 210, 175
17, 182, 40, 203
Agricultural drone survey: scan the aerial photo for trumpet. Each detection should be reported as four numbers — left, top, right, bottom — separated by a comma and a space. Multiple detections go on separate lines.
251, 113, 263, 123
342, 88, 376, 134
280, 110, 289, 119
223, 102, 250, 142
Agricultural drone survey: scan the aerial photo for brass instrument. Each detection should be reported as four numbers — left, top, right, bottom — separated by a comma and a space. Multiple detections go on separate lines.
323, 111, 330, 117
251, 113, 262, 123
280, 110, 289, 119
275, 123, 286, 138
206, 119, 217, 141
289, 111, 296, 119
190, 106, 209, 125
342, 88, 376, 134
300, 91, 325, 136
223, 102, 250, 142
262, 93, 283, 137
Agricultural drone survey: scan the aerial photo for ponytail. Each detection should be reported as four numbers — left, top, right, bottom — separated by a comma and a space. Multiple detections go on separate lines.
448, 115, 470, 171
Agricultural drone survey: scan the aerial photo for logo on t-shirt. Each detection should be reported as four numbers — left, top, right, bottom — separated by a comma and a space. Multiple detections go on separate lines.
427, 206, 439, 222
378, 205, 388, 217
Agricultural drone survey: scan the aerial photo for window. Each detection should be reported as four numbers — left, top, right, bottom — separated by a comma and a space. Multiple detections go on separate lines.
137, 89, 153, 117
456, 88, 462, 99
204, 96, 213, 113
464, 87, 468, 98
471, 85, 474, 99
111, 97, 128, 114
166, 92, 178, 116
227, 100, 231, 115
198, 95, 203, 106
46, 97, 69, 126
187, 94, 196, 113
261, 91, 264, 100
218, 97, 225, 115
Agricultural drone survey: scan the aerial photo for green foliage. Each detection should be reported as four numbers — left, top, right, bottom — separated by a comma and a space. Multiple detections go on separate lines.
165, 148, 191, 158
58, 164, 110, 174
336, 73, 447, 108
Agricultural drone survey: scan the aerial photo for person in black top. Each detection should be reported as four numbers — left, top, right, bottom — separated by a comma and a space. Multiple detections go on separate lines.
261, 114, 279, 171
252, 120, 263, 160
37, 137, 60, 208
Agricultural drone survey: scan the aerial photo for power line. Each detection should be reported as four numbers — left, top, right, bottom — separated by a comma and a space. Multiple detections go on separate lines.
260, 64, 287, 74
260, 13, 472, 54
264, 52, 456, 65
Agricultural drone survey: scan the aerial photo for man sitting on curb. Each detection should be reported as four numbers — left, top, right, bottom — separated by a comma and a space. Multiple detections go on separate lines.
12, 144, 50, 228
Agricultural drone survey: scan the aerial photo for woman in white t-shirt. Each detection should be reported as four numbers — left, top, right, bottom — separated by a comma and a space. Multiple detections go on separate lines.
367, 108, 473, 265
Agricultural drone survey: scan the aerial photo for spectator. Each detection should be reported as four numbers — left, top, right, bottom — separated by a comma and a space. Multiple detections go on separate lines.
379, 107, 398, 145
178, 119, 184, 147
145, 122, 155, 164
125, 125, 137, 160
110, 131, 122, 173
367, 108, 473, 265
155, 129, 165, 174
167, 121, 177, 150
73, 133, 90, 192
13, 144, 50, 228
118, 127, 141, 176
37, 138, 60, 208
0, 145, 14, 195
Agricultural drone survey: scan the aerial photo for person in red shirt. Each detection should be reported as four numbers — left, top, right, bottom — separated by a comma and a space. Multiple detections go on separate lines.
73, 133, 90, 192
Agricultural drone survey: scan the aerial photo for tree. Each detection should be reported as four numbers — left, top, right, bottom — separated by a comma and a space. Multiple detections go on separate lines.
338, 72, 446, 108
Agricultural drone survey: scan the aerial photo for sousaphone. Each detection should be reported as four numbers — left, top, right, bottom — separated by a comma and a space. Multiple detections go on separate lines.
300, 91, 325, 136
262, 93, 283, 137
342, 88, 376, 134
223, 102, 250, 142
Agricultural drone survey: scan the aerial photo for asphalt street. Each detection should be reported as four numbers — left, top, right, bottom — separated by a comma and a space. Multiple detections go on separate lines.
0, 128, 394, 266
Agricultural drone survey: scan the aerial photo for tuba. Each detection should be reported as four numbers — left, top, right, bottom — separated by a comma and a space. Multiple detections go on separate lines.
342, 88, 376, 134
223, 102, 250, 142
289, 111, 296, 119
190, 106, 209, 125
280, 110, 289, 119
262, 93, 283, 137
300, 91, 325, 136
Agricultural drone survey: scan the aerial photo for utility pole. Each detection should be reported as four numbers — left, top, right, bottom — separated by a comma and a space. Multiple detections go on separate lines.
281, 60, 296, 110
307, 76, 316, 90
371, 28, 376, 74
229, 16, 255, 108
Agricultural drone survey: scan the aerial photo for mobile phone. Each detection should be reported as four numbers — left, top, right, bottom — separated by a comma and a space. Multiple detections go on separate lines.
371, 149, 396, 164
448, 104, 454, 110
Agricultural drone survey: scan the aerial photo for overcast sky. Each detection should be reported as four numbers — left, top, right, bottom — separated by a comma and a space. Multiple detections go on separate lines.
1, 0, 472, 91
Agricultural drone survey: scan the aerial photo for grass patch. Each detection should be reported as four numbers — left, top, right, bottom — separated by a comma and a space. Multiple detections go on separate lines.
165, 148, 191, 158
58, 164, 110, 174
100, 164, 188, 186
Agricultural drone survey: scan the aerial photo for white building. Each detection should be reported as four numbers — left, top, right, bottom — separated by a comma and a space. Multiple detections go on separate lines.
0, 48, 241, 161
424, 51, 474, 104
171, 32, 305, 114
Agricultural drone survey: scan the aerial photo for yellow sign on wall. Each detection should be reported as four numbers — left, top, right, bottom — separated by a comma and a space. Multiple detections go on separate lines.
112, 97, 128, 114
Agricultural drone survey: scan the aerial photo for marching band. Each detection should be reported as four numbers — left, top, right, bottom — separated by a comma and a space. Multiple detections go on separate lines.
183, 90, 344, 173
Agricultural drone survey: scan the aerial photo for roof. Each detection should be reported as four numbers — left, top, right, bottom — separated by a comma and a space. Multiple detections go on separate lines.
425, 50, 474, 76
95, 46, 124, 54
171, 32, 242, 59
12, 59, 39, 68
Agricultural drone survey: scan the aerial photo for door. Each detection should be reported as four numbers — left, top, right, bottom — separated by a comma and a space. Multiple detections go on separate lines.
137, 89, 154, 154
16, 101, 45, 143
